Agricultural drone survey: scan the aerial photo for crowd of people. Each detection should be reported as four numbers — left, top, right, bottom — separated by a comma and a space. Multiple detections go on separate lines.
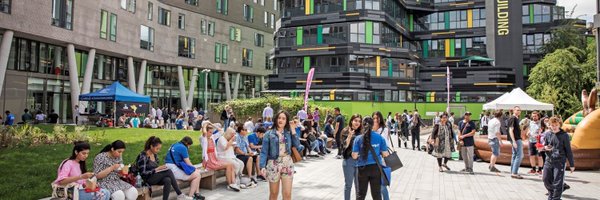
1, 109, 60, 126
50, 103, 576, 200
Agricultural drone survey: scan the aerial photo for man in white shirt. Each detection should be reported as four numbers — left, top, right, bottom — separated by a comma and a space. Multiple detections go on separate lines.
151, 106, 157, 118
487, 111, 503, 173
262, 103, 273, 120
480, 111, 490, 135
193, 107, 199, 118
244, 117, 255, 133
156, 107, 163, 120
297, 108, 308, 122
528, 111, 543, 174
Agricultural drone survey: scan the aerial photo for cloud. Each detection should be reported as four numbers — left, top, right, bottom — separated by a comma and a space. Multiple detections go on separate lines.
557, 0, 595, 22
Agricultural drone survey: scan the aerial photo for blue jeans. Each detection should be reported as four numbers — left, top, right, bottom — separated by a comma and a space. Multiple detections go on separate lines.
79, 188, 110, 200
510, 139, 524, 175
381, 186, 390, 200
342, 158, 357, 200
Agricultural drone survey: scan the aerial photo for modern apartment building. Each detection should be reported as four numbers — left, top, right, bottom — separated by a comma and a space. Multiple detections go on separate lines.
267, 0, 584, 104
0, 0, 278, 123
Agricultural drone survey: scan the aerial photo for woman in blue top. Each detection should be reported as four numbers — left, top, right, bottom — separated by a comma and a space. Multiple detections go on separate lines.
259, 111, 302, 200
352, 117, 389, 200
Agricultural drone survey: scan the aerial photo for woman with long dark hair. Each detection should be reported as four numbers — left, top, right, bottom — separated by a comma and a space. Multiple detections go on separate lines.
430, 113, 455, 172
372, 111, 392, 200
341, 114, 362, 200
301, 120, 321, 156
352, 117, 390, 200
260, 111, 302, 200
136, 136, 194, 200
93, 140, 138, 200
54, 141, 110, 200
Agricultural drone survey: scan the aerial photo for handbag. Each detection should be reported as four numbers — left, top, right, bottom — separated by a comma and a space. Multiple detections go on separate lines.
51, 183, 79, 200
168, 144, 196, 175
368, 145, 391, 186
382, 129, 403, 171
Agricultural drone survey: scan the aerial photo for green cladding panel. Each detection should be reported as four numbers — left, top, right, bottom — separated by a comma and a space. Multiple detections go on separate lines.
423, 40, 429, 58
455, 92, 461, 102
461, 38, 467, 56
387, 59, 393, 77
365, 21, 373, 44
529, 5, 534, 24
304, 56, 310, 73
310, 0, 314, 14
409, 14, 414, 31
343, 0, 347, 10
317, 25, 323, 44
450, 39, 455, 57
444, 12, 450, 30
296, 27, 303, 45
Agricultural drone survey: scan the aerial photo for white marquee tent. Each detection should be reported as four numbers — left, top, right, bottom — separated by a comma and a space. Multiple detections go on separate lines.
482, 88, 554, 111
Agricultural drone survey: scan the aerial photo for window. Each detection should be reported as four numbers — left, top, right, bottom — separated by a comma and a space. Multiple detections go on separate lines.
472, 9, 485, 27
208, 21, 215, 36
140, 25, 154, 51
242, 48, 253, 67
158, 7, 171, 26
350, 22, 365, 43
264, 11, 268, 27
178, 36, 195, 58
222, 44, 228, 64
109, 13, 117, 41
51, 0, 73, 30
243, 4, 254, 22
178, 14, 185, 30
100, 10, 117, 41
255, 33, 264, 47
265, 53, 273, 70
229, 27, 241, 42
260, 0, 265, 6
449, 10, 467, 29
270, 13, 275, 29
200, 19, 207, 34
120, 0, 136, 13
214, 43, 221, 63
185, 0, 198, 6
217, 0, 228, 15
273, 0, 277, 10
147, 2, 153, 20
364, 0, 381, 10
100, 10, 109, 39
0, 0, 10, 14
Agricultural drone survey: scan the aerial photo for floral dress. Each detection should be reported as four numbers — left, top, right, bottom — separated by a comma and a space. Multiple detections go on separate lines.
93, 152, 134, 194
265, 133, 294, 182
432, 125, 455, 158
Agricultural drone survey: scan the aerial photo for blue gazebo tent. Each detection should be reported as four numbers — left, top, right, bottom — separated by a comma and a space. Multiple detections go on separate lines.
79, 82, 150, 103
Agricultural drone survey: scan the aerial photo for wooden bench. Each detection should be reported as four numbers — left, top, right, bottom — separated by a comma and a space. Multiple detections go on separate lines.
326, 137, 335, 148
136, 170, 216, 200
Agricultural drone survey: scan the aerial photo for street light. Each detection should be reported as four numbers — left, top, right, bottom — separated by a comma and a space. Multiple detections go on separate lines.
201, 69, 211, 113
408, 62, 418, 110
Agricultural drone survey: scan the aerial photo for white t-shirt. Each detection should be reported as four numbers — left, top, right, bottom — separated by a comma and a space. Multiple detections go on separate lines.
36, 114, 46, 121
217, 136, 236, 159
244, 121, 255, 132
487, 118, 501, 140
376, 127, 392, 150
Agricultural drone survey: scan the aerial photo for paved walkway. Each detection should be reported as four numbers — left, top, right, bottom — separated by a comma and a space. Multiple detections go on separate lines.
166, 132, 600, 200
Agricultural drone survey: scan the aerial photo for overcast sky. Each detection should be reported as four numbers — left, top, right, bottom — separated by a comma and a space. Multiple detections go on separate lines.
558, 0, 596, 22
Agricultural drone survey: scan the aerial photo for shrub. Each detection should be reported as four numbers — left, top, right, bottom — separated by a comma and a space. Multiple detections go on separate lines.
0, 124, 98, 149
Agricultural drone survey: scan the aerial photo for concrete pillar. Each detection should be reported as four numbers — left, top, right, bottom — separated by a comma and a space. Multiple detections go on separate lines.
224, 71, 231, 101
232, 73, 240, 99
81, 49, 96, 94
187, 68, 198, 108
127, 56, 136, 92
261, 76, 266, 91
177, 66, 189, 110
0, 30, 14, 97
67, 44, 81, 121
137, 60, 147, 95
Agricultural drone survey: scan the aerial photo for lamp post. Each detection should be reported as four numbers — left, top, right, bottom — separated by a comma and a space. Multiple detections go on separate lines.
409, 62, 418, 110
201, 69, 211, 113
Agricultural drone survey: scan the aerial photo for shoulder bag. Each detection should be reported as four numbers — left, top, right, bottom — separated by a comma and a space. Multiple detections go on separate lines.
381, 128, 403, 171
168, 144, 196, 175
368, 145, 391, 186
290, 133, 303, 163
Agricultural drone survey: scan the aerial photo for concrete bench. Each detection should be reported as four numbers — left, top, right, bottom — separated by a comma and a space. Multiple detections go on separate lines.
136, 170, 216, 200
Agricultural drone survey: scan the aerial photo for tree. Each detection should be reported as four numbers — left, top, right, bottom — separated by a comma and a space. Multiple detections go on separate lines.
540, 20, 587, 59
527, 42, 596, 117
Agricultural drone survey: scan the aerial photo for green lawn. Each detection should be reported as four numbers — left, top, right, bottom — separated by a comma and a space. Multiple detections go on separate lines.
0, 126, 204, 200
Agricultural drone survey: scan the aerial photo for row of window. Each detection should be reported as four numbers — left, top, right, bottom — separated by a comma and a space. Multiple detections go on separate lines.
277, 22, 402, 47
100, 10, 118, 42
415, 8, 486, 31
522, 4, 564, 24
0, 0, 10, 13
421, 37, 487, 58
522, 33, 551, 54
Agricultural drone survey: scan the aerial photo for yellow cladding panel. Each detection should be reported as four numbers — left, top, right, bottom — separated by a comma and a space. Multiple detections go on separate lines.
297, 46, 336, 51
376, 56, 381, 77
473, 82, 514, 86
305, 0, 310, 15
431, 74, 446, 77
397, 82, 412, 85
445, 39, 450, 57
467, 9, 473, 28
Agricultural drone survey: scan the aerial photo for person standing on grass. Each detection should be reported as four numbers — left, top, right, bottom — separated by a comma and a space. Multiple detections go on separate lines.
487, 110, 503, 173
508, 106, 524, 179
528, 111, 544, 175
164, 137, 205, 199
334, 107, 345, 159
542, 117, 575, 200
458, 112, 476, 174
341, 114, 362, 200
136, 136, 194, 200
263, 103, 274, 120
54, 141, 111, 200
260, 111, 302, 200
352, 117, 389, 200
430, 113, 455, 172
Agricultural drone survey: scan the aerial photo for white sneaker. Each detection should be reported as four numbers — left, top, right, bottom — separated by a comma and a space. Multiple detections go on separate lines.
177, 194, 194, 200
247, 182, 257, 188
228, 184, 241, 192
239, 184, 248, 189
